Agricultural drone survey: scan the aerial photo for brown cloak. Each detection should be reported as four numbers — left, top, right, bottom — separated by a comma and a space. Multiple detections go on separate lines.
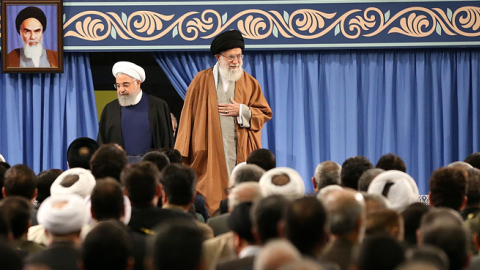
175, 67, 272, 214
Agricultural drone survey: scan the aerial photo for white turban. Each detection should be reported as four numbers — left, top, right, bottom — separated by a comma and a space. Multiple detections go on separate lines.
367, 170, 419, 211
51, 168, 96, 198
112, 61, 146, 82
37, 194, 88, 235
259, 167, 305, 201
0, 154, 4, 162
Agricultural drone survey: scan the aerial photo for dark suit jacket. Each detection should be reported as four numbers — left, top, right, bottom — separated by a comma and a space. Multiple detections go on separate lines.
207, 213, 230, 237
128, 205, 192, 235
25, 241, 80, 270
215, 256, 254, 270
321, 238, 359, 270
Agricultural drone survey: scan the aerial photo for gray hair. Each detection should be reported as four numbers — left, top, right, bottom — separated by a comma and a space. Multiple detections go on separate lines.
228, 182, 264, 212
232, 164, 265, 185
358, 168, 385, 191
254, 239, 302, 270
362, 192, 390, 211
313, 161, 341, 188
320, 190, 366, 235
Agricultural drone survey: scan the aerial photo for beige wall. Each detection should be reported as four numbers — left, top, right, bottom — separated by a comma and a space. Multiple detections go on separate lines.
94, 91, 117, 122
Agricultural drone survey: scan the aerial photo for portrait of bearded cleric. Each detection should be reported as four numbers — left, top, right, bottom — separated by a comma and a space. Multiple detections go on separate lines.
2, 3, 62, 72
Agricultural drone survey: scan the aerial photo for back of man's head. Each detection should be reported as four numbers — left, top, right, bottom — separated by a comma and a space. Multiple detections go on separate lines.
159, 148, 182, 164
365, 209, 403, 241
401, 202, 430, 247
90, 144, 127, 181
142, 151, 170, 172
358, 168, 384, 191
362, 193, 388, 213
0, 197, 31, 239
254, 239, 302, 270
284, 197, 327, 256
0, 162, 12, 200
36, 169, 62, 206
247, 148, 276, 171
121, 162, 160, 205
448, 161, 473, 170
429, 167, 467, 211
405, 245, 449, 270
420, 208, 468, 270
252, 195, 290, 244
228, 202, 256, 245
67, 137, 99, 170
376, 153, 407, 172
357, 234, 405, 270
91, 178, 124, 221
3, 164, 36, 200
228, 182, 264, 212
341, 156, 374, 189
82, 221, 133, 270
313, 161, 341, 189
161, 164, 197, 206
320, 189, 366, 238
465, 168, 480, 208
153, 221, 204, 270
464, 152, 480, 170
231, 164, 265, 186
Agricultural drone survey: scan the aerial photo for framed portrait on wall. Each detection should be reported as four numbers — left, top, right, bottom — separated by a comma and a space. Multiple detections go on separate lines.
2, 0, 63, 73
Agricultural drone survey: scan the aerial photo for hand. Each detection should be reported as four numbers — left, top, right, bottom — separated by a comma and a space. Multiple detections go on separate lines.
218, 97, 240, 117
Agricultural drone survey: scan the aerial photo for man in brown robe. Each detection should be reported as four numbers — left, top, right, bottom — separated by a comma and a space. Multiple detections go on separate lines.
175, 30, 272, 214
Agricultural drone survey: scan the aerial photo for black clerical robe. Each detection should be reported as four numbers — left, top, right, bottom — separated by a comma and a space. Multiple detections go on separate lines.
97, 94, 174, 150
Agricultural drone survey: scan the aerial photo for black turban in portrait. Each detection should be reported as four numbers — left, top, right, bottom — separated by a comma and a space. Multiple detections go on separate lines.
210, 30, 245, 55
16, 6, 47, 34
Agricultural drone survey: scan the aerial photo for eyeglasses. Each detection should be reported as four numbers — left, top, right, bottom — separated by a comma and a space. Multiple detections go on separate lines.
114, 80, 136, 89
220, 54, 244, 62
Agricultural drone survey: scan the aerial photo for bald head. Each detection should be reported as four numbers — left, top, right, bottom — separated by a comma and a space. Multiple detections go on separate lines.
228, 182, 263, 212
320, 189, 366, 238
254, 239, 301, 270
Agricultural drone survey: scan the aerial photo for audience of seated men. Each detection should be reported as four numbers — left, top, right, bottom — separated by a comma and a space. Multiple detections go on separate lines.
122, 162, 191, 235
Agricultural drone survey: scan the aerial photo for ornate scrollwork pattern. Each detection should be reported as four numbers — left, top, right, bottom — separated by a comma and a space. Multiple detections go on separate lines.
62, 6, 480, 41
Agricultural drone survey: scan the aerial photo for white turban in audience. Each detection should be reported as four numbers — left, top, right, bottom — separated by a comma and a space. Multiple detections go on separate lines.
0, 153, 4, 162
259, 167, 305, 200
367, 170, 419, 211
112, 61, 146, 82
37, 194, 88, 235
51, 168, 96, 198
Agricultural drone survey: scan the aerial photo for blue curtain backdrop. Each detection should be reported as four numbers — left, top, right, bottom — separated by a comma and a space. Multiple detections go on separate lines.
154, 49, 480, 195
0, 52, 98, 173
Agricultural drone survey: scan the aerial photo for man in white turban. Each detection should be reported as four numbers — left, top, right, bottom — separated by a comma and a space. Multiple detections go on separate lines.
259, 167, 305, 201
25, 194, 87, 270
97, 61, 174, 162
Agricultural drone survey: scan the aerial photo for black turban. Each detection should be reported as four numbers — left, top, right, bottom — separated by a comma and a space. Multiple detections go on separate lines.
67, 137, 99, 170
210, 30, 245, 55
15, 6, 47, 34
227, 202, 255, 243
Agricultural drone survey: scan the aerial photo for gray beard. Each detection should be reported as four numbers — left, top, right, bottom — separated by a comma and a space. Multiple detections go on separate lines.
23, 38, 43, 60
118, 89, 140, 106
219, 60, 243, 82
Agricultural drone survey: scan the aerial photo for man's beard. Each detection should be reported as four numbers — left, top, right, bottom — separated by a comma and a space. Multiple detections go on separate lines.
23, 38, 44, 60
118, 86, 140, 107
219, 58, 243, 82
